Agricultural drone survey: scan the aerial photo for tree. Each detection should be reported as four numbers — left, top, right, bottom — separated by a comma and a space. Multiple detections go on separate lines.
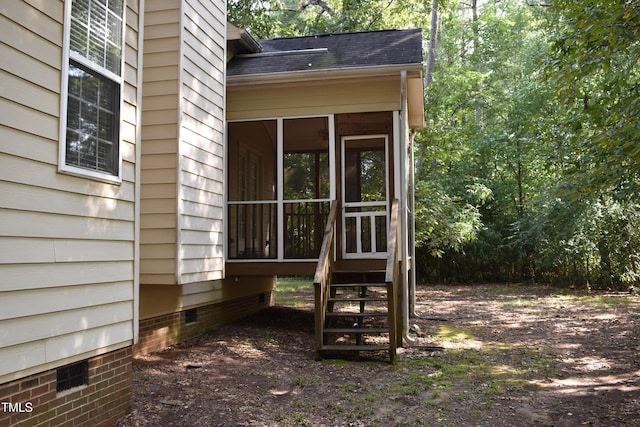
228, 0, 435, 38
541, 0, 640, 199
416, 0, 554, 282
527, 1, 640, 291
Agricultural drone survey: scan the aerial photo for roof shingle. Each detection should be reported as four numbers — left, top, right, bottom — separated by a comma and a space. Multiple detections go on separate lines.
227, 29, 423, 77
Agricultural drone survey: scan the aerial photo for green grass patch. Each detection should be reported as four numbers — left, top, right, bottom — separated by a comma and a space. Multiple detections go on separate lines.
567, 294, 639, 309
275, 276, 313, 306
434, 325, 483, 349
276, 276, 313, 292
397, 345, 542, 406
435, 325, 477, 341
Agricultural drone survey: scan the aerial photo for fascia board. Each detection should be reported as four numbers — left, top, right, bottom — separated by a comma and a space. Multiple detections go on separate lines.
226, 63, 424, 87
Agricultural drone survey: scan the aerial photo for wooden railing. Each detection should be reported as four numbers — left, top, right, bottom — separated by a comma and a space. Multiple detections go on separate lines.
313, 200, 339, 360
385, 199, 400, 364
284, 201, 330, 258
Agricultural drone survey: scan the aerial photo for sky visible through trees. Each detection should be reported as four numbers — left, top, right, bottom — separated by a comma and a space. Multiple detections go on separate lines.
229, 0, 640, 291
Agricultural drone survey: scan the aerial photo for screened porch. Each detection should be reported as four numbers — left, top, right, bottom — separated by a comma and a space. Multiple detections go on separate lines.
226, 112, 396, 271
227, 117, 332, 261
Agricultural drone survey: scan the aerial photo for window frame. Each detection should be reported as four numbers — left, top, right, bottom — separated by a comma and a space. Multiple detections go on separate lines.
58, 0, 125, 184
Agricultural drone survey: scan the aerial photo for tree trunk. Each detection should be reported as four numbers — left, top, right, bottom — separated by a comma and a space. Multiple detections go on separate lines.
471, 0, 483, 128
626, 240, 638, 293
425, 0, 439, 86
598, 235, 613, 288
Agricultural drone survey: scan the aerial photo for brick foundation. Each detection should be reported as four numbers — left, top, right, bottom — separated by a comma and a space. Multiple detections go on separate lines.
135, 291, 274, 356
0, 347, 132, 427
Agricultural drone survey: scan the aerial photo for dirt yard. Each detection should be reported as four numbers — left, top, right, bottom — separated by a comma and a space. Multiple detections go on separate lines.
115, 284, 640, 426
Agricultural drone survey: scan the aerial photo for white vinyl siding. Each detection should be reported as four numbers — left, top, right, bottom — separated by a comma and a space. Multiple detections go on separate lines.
177, 0, 226, 284
0, 0, 139, 383
140, 0, 226, 286
180, 277, 267, 308
227, 77, 401, 121
140, 0, 180, 285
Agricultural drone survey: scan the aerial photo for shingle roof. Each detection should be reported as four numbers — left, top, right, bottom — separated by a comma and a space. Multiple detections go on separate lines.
227, 28, 423, 77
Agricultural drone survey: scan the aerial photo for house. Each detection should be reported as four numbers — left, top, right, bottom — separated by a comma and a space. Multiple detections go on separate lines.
0, 0, 424, 425
136, 24, 425, 358
1, 0, 143, 425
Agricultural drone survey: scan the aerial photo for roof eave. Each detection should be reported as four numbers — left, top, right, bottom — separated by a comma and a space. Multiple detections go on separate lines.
227, 22, 262, 54
226, 63, 424, 87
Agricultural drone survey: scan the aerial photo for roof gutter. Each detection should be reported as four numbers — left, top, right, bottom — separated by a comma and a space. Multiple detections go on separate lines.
399, 70, 417, 347
226, 63, 424, 87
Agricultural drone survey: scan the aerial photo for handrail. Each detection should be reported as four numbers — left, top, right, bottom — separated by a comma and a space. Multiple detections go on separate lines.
385, 199, 400, 363
385, 199, 400, 284
313, 200, 339, 360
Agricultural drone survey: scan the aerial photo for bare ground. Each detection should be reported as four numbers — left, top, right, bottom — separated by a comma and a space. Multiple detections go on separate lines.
115, 284, 640, 426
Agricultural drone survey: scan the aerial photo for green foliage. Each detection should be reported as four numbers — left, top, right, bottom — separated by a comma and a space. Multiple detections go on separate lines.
522, 0, 640, 289
541, 0, 640, 198
228, 0, 281, 39
414, 180, 484, 258
415, 0, 640, 289
228, 0, 436, 38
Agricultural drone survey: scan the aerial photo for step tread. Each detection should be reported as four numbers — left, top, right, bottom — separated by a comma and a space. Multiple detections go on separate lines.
328, 296, 388, 302
326, 312, 388, 317
330, 282, 388, 288
333, 269, 386, 274
320, 344, 390, 352
323, 328, 389, 334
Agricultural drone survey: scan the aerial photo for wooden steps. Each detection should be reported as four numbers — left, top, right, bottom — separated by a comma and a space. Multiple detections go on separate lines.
328, 296, 387, 302
314, 200, 400, 363
317, 269, 394, 361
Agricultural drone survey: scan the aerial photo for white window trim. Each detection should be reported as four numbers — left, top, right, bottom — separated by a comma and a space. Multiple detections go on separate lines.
58, 0, 125, 184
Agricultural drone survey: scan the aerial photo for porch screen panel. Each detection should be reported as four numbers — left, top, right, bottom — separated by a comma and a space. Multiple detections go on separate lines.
283, 117, 330, 259
228, 120, 277, 259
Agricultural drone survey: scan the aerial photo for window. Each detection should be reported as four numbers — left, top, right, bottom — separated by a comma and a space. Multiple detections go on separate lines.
61, 0, 124, 180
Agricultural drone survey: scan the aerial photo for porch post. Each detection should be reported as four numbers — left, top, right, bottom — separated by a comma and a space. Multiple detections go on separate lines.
277, 118, 284, 261
328, 115, 336, 202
